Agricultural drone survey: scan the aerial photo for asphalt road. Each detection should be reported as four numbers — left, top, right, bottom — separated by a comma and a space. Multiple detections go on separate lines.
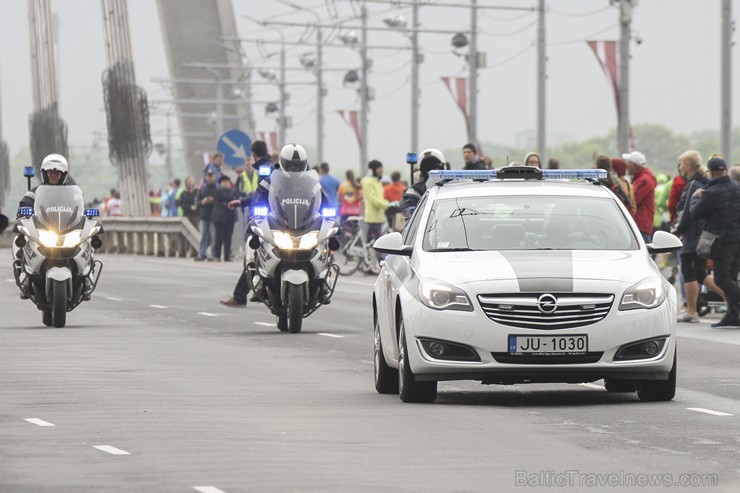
2, 251, 740, 492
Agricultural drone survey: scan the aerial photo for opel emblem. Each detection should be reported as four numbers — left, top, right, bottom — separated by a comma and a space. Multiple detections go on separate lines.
537, 293, 558, 314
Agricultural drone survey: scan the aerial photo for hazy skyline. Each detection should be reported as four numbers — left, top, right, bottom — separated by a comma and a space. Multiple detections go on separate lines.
1, 0, 738, 174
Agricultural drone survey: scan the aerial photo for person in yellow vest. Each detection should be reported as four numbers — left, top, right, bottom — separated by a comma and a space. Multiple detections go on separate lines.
235, 140, 270, 218
360, 159, 391, 274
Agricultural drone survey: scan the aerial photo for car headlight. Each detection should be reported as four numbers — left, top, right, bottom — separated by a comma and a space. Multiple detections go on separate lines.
418, 278, 473, 311
272, 231, 294, 250
619, 277, 667, 310
38, 229, 83, 248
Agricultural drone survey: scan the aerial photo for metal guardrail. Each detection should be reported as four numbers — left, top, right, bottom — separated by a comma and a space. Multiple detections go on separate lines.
0, 217, 201, 257
99, 217, 201, 257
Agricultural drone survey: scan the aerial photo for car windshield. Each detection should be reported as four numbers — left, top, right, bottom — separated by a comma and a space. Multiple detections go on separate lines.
422, 195, 638, 252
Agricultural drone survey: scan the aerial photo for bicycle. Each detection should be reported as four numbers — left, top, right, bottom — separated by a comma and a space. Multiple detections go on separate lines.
333, 216, 388, 276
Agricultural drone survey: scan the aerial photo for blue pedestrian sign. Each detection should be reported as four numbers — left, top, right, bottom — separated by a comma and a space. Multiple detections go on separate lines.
217, 130, 252, 167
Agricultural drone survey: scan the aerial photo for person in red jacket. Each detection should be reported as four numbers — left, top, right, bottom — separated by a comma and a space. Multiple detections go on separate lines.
668, 162, 687, 223
623, 151, 657, 242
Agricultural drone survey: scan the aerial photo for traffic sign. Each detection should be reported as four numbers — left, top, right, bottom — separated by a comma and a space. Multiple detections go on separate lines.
217, 130, 252, 167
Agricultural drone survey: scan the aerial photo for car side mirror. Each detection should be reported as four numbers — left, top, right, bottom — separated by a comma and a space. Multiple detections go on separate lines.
373, 232, 412, 257
647, 230, 682, 254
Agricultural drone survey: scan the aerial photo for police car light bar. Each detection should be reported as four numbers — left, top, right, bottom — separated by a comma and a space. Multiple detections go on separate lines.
252, 206, 269, 218
427, 168, 606, 185
17, 207, 33, 217
85, 208, 100, 218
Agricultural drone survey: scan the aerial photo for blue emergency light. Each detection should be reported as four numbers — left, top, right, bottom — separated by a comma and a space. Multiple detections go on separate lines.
17, 207, 33, 217
251, 206, 269, 218
85, 208, 100, 218
321, 207, 337, 219
258, 164, 272, 177
23, 166, 36, 178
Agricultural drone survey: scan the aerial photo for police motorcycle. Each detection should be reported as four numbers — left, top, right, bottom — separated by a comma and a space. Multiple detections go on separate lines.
245, 145, 340, 333
12, 166, 103, 328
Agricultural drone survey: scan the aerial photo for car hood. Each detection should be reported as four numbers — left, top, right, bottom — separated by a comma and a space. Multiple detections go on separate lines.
420, 250, 653, 290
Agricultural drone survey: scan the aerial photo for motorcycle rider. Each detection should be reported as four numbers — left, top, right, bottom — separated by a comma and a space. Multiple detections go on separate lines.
19, 154, 76, 210
220, 143, 332, 307
401, 148, 446, 218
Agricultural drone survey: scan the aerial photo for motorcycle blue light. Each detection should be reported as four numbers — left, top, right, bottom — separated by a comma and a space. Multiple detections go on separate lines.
85, 208, 100, 218
321, 208, 337, 218
23, 166, 35, 178
17, 207, 33, 217
258, 164, 272, 177
252, 206, 269, 217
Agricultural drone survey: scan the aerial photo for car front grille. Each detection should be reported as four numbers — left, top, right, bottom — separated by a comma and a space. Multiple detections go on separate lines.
478, 293, 614, 330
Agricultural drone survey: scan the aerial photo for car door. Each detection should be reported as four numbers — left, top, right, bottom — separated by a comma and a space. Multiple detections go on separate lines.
381, 195, 428, 361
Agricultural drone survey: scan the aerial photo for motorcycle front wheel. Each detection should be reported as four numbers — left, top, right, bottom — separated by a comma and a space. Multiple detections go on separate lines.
287, 283, 303, 334
52, 280, 67, 328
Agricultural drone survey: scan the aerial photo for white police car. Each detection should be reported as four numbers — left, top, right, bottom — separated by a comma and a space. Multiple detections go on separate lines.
372, 167, 682, 403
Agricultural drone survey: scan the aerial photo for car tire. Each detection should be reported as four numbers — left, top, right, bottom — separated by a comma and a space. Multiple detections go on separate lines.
398, 321, 437, 403
637, 352, 676, 402
374, 315, 398, 394
604, 378, 639, 393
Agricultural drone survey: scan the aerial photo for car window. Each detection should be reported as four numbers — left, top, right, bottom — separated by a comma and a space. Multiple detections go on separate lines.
402, 195, 427, 245
422, 195, 638, 251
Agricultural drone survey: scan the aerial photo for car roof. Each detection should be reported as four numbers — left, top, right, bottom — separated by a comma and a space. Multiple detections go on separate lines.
431, 180, 614, 200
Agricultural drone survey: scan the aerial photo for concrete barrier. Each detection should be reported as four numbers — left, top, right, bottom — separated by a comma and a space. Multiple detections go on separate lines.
99, 217, 201, 257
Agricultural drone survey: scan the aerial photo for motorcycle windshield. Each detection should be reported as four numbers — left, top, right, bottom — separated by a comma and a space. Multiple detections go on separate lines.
268, 170, 323, 232
33, 185, 85, 234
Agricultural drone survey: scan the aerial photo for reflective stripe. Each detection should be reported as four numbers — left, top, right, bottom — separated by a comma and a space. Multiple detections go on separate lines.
24, 191, 36, 199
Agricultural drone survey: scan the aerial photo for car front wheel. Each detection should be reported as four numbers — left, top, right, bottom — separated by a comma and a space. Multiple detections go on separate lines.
398, 321, 437, 403
637, 352, 676, 402
374, 315, 398, 394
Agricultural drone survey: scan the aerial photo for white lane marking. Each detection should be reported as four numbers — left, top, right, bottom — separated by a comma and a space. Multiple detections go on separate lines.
360, 360, 374, 365
6, 278, 15, 283
254, 321, 276, 327
579, 383, 605, 390
93, 445, 131, 455
317, 332, 344, 338
24, 418, 55, 427
193, 487, 227, 493
686, 407, 733, 417
150, 304, 168, 309
106, 297, 124, 301
198, 312, 218, 317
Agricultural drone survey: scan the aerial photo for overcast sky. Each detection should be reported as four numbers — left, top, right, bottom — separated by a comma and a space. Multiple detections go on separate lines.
0, 0, 738, 172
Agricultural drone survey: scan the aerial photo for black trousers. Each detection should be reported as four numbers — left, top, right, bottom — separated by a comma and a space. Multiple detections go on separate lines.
713, 241, 740, 321
233, 270, 249, 304
213, 220, 235, 261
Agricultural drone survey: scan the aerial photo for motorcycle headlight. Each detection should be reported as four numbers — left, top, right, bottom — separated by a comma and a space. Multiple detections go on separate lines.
38, 229, 83, 248
38, 230, 59, 248
62, 230, 83, 248
418, 278, 473, 312
272, 231, 294, 250
298, 231, 320, 250
619, 277, 667, 311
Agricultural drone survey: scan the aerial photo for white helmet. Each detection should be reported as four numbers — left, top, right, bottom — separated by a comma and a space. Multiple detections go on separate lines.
40, 154, 69, 184
419, 148, 445, 175
279, 144, 308, 173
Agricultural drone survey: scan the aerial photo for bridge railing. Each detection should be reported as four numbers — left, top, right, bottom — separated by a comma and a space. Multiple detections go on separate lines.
99, 217, 200, 257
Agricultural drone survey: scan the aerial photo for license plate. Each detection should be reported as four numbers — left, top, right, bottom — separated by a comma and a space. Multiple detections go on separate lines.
508, 335, 588, 356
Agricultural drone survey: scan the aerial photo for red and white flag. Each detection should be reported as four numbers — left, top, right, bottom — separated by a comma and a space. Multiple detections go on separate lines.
337, 110, 362, 146
258, 131, 279, 152
441, 77, 468, 120
587, 41, 634, 148
587, 41, 620, 115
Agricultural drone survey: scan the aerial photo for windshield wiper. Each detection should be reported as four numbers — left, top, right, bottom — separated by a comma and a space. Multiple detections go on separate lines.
428, 247, 477, 252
